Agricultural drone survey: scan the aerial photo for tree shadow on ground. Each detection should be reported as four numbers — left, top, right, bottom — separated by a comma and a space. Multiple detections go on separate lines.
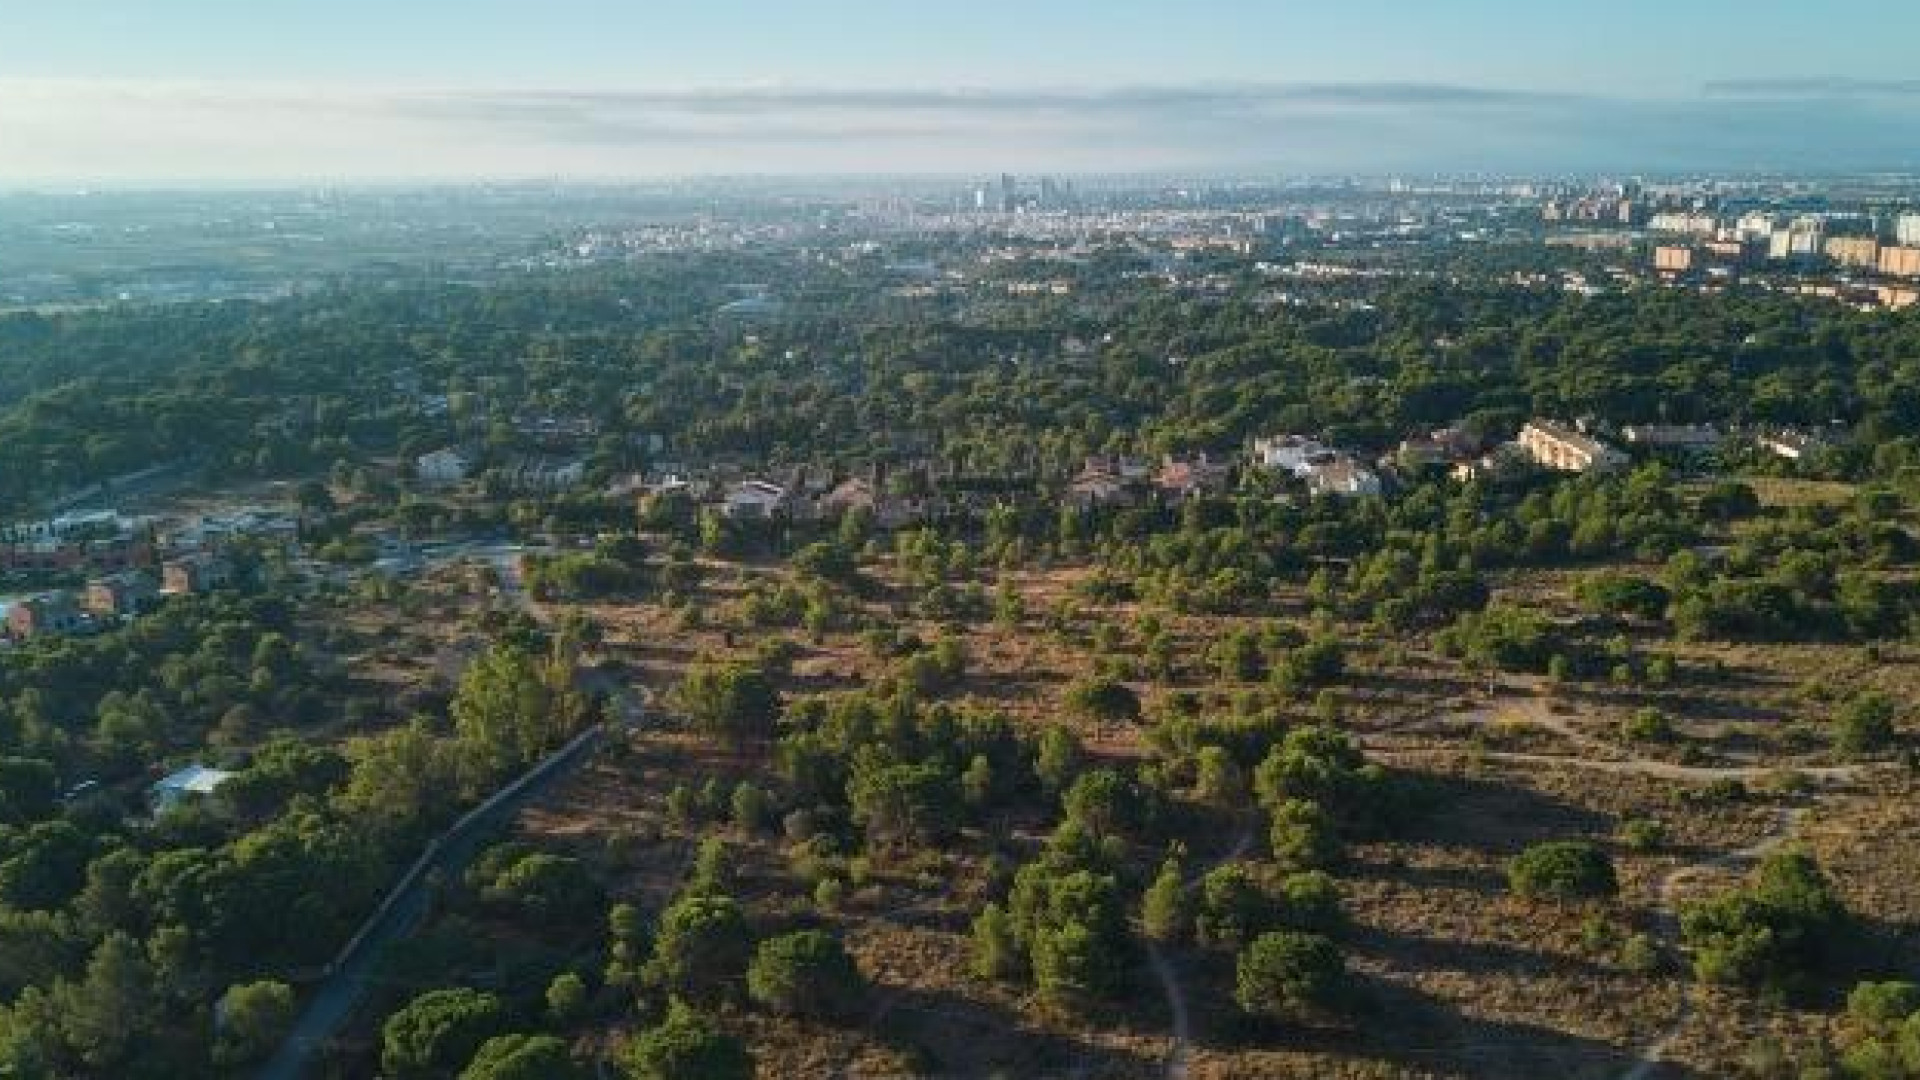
867, 982, 1160, 1078
1394, 769, 1615, 854
1318, 974, 1704, 1080
1348, 923, 1618, 986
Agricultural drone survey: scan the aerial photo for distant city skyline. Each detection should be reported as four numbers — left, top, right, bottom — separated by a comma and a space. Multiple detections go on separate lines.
3, 1, 1919, 182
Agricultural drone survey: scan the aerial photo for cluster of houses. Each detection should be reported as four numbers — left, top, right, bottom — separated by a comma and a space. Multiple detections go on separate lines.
0, 511, 155, 576
633, 414, 1843, 533
0, 504, 282, 644
3, 551, 235, 642
1253, 436, 1385, 497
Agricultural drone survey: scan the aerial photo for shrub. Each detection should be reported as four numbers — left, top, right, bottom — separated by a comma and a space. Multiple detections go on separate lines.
620, 1000, 750, 1080
1620, 708, 1675, 743
1616, 818, 1667, 853
1270, 798, 1342, 871
648, 893, 751, 1001
971, 902, 1021, 981
1233, 931, 1348, 1022
1680, 848, 1850, 994
1507, 841, 1618, 902
1064, 676, 1141, 724
746, 930, 866, 1019
545, 971, 588, 1025
1835, 693, 1899, 759
1195, 863, 1272, 948
460, 1034, 584, 1080
1141, 857, 1189, 944
1847, 980, 1920, 1024
213, 980, 296, 1066
381, 989, 507, 1080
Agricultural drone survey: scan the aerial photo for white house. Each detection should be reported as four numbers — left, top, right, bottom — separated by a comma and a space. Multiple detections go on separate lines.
721, 480, 791, 520
151, 765, 235, 813
416, 448, 473, 486
1252, 435, 1332, 475
1304, 459, 1383, 498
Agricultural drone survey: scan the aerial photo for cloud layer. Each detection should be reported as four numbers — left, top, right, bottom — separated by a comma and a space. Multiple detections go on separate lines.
2, 79, 1917, 182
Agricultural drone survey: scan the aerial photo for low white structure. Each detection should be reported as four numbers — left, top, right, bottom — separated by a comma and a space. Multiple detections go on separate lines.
1304, 459, 1383, 498
1759, 429, 1824, 461
416, 448, 473, 486
721, 480, 791, 520
151, 765, 235, 813
1252, 435, 1332, 474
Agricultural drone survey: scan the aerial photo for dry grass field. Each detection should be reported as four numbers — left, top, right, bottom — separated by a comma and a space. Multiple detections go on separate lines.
347, 528, 1919, 1079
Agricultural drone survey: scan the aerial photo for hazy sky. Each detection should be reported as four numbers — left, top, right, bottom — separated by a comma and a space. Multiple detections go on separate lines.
3, 0, 1918, 182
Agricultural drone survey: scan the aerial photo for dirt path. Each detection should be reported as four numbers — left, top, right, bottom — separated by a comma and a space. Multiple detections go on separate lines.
1365, 679, 1872, 785
1145, 826, 1255, 1079
1617, 807, 1808, 1080
1366, 742, 1866, 784
1372, 680, 1853, 1079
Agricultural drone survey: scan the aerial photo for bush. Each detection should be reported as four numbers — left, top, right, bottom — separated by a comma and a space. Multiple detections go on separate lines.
1233, 931, 1348, 1022
1507, 841, 1618, 902
1680, 848, 1850, 994
620, 1000, 750, 1080
1270, 798, 1342, 871
1141, 858, 1189, 944
381, 988, 507, 1080
746, 930, 866, 1019
213, 980, 296, 1066
1064, 676, 1141, 724
461, 1034, 584, 1080
1195, 863, 1272, 948
648, 893, 751, 1001
677, 663, 779, 743
1275, 871, 1345, 935
1620, 708, 1675, 743
477, 852, 604, 925
1847, 980, 1920, 1024
1616, 818, 1667, 853
1835, 693, 1899, 759
545, 971, 588, 1025
971, 902, 1021, 981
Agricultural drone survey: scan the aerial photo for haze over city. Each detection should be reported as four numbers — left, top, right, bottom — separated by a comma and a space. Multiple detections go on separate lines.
5, 0, 1920, 182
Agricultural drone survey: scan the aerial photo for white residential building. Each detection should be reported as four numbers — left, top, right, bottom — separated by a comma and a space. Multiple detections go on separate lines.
151, 765, 235, 813
1304, 459, 1383, 498
721, 480, 791, 520
416, 448, 473, 486
1252, 435, 1333, 475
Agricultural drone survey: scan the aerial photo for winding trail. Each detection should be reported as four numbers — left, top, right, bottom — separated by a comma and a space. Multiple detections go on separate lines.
1145, 827, 1255, 1079
1361, 678, 1873, 785
1361, 679, 1860, 1080
1618, 806, 1807, 1080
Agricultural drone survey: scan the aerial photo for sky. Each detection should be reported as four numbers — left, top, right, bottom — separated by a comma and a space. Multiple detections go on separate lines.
2, 0, 1919, 182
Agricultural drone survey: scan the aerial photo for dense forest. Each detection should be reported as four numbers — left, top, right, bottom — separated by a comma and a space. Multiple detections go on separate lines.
5, 253, 1920, 515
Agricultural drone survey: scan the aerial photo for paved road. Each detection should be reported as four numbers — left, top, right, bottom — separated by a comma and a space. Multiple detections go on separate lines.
256, 676, 642, 1080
